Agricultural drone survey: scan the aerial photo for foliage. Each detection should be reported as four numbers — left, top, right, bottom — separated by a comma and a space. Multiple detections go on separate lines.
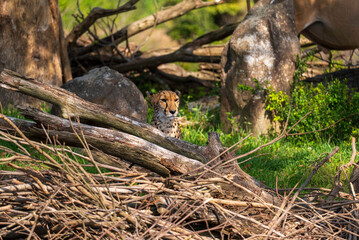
59, 0, 246, 43
159, 0, 245, 42
1, 105, 24, 119
178, 97, 356, 189
266, 55, 359, 141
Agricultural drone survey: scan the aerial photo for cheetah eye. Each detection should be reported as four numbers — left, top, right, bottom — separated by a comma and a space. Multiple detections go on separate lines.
161, 99, 167, 103
175, 98, 179, 102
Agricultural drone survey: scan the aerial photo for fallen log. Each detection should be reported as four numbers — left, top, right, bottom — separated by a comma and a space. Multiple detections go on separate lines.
0, 69, 206, 162
0, 109, 202, 177
0, 109, 279, 204
0, 69, 282, 205
303, 67, 359, 89
110, 22, 237, 73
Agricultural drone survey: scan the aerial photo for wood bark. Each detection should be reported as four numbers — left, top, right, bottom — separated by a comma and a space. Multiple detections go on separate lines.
0, 108, 203, 177
0, 69, 207, 162
0, 0, 67, 106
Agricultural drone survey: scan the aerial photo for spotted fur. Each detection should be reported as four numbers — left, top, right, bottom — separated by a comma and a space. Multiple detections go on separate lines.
146, 90, 182, 139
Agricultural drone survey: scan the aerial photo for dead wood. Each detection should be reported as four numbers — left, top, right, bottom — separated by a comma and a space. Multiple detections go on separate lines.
66, 0, 139, 47
0, 69, 284, 205
0, 108, 203, 177
303, 67, 359, 89
0, 69, 206, 162
5, 117, 278, 207
110, 22, 237, 73
156, 64, 219, 88
1, 133, 358, 239
72, 0, 225, 58
0, 109, 280, 204
112, 52, 220, 73
141, 45, 224, 58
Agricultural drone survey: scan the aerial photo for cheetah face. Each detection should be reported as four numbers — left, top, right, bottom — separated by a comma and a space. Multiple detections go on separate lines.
147, 90, 180, 118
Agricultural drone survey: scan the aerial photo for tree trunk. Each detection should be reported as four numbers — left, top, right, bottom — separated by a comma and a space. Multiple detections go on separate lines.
0, 0, 70, 107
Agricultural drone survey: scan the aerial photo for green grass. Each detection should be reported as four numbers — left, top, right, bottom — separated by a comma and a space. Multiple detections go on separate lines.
1, 93, 357, 192
179, 101, 357, 190
0, 105, 106, 174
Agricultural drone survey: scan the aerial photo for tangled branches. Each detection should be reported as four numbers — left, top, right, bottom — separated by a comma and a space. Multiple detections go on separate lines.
65, 0, 235, 87
0, 113, 359, 239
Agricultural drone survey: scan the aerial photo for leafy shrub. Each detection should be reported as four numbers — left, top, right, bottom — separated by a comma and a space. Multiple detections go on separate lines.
266, 79, 359, 141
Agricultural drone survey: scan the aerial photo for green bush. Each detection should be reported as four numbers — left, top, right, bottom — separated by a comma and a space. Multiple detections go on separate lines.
266, 79, 359, 141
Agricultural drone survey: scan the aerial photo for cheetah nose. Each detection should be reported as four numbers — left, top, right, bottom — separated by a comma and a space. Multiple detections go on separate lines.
170, 110, 176, 115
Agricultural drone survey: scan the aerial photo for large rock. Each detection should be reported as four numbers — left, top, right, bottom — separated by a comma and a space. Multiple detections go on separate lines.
220, 0, 300, 135
56, 67, 148, 122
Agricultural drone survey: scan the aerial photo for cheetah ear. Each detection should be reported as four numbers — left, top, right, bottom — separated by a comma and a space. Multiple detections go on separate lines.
146, 91, 153, 99
146, 91, 154, 104
175, 90, 181, 97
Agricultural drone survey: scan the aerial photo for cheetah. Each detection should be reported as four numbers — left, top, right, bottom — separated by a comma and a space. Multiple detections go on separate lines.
146, 90, 183, 139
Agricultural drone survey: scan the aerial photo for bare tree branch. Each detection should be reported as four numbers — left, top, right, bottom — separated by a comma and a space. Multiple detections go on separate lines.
73, 0, 225, 57
0, 69, 207, 162
110, 22, 237, 73
156, 64, 219, 87
66, 0, 139, 47
0, 108, 203, 177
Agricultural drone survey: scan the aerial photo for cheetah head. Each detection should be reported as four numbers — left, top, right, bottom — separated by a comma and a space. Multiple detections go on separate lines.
146, 90, 181, 118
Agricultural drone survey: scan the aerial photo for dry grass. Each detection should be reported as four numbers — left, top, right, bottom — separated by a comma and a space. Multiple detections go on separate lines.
1, 114, 359, 239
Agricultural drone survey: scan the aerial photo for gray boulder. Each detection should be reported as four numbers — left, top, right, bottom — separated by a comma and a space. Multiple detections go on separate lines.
220, 0, 300, 135
54, 67, 147, 122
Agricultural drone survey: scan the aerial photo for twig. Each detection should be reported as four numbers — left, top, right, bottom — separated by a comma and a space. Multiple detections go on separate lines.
74, 0, 225, 57
66, 0, 139, 46
265, 146, 339, 238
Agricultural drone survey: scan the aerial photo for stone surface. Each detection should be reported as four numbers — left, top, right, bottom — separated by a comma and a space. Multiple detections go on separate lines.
56, 67, 148, 122
220, 0, 300, 135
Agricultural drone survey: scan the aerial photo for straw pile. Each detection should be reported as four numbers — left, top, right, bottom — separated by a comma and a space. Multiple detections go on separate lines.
1, 117, 359, 240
